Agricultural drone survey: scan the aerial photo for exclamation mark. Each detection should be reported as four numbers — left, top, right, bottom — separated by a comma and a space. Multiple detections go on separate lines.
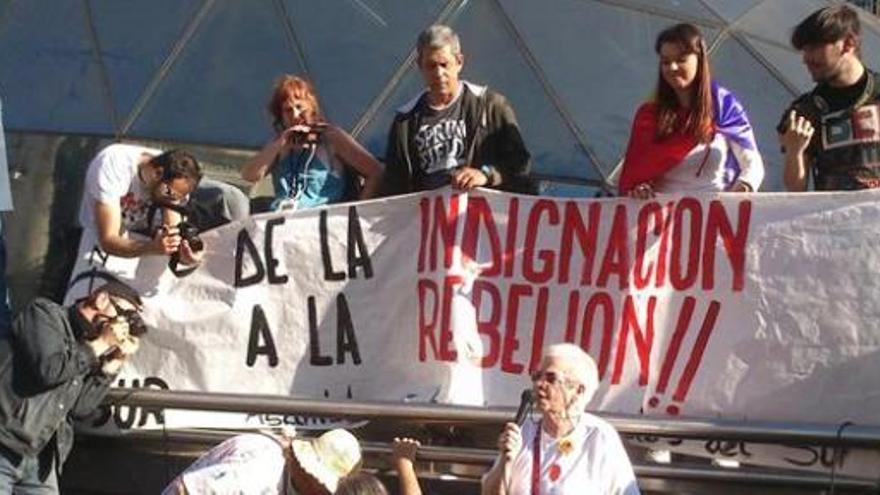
668, 300, 721, 415
648, 297, 696, 410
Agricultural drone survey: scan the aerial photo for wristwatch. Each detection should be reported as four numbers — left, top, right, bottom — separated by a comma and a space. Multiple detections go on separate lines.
479, 164, 493, 184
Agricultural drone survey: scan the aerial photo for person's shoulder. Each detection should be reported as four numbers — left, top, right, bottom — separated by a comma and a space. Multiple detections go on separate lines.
464, 82, 506, 106
14, 297, 66, 330
227, 433, 285, 451
26, 297, 64, 317
781, 82, 823, 115
634, 101, 657, 116
322, 123, 347, 141
581, 412, 622, 439
395, 91, 428, 117
200, 433, 285, 463
98, 142, 155, 158
92, 143, 156, 170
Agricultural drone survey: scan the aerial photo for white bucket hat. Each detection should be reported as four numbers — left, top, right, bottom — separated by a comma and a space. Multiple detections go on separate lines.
291, 428, 362, 492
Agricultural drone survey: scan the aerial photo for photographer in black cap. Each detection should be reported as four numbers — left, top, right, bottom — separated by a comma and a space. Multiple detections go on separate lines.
0, 271, 145, 493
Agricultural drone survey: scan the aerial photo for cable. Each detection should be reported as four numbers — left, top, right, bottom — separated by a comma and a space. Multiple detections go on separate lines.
828, 420, 852, 495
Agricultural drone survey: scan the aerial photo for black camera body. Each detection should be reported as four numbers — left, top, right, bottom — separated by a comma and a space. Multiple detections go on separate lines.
176, 220, 204, 252
288, 122, 328, 146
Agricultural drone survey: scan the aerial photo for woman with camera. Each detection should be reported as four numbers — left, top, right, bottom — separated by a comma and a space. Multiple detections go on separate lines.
242, 75, 383, 211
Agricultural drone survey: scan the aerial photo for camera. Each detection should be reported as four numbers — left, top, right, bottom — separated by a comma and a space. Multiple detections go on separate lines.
175, 220, 204, 252
287, 122, 328, 146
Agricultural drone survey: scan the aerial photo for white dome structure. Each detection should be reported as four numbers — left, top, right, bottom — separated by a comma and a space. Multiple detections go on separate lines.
0, 0, 878, 193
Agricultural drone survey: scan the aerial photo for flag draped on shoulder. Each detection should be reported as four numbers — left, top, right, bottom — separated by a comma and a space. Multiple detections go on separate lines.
618, 82, 758, 194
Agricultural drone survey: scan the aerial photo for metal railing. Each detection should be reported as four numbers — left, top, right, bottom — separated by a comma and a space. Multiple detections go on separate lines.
99, 389, 880, 492
106, 388, 880, 447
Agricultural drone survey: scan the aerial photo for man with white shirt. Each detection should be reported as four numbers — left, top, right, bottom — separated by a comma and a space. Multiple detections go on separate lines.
77, 143, 204, 267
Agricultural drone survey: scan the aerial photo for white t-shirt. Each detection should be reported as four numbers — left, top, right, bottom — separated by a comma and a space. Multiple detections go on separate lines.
162, 433, 295, 495
486, 413, 640, 495
78, 143, 160, 240
653, 133, 764, 193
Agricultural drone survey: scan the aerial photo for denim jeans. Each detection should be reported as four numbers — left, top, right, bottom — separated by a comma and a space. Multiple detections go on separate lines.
0, 447, 58, 494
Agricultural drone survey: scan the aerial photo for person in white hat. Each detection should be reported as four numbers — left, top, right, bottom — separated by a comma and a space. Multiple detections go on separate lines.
162, 428, 362, 494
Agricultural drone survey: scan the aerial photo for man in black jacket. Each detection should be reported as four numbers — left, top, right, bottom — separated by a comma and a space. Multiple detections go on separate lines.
0, 274, 143, 493
383, 24, 533, 195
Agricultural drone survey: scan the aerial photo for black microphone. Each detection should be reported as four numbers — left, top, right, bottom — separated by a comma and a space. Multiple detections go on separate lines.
513, 389, 533, 425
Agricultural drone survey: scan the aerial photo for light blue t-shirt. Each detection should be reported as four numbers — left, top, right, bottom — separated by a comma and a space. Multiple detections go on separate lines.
271, 140, 347, 211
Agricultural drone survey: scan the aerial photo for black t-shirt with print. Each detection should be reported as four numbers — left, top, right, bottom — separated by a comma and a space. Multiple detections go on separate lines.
412, 93, 468, 190
816, 70, 869, 113
778, 70, 880, 190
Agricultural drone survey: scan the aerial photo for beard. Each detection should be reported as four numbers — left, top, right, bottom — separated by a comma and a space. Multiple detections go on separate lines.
809, 56, 847, 84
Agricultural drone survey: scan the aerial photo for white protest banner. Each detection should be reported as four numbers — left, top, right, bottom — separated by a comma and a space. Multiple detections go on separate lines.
67, 188, 880, 430
629, 435, 880, 479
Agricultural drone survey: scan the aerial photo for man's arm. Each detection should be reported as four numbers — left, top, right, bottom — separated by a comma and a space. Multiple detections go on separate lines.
780, 109, 815, 192
11, 300, 99, 389
70, 371, 115, 420
95, 201, 177, 258
325, 125, 385, 200
484, 93, 531, 190
392, 437, 423, 495
481, 422, 522, 495
381, 117, 412, 196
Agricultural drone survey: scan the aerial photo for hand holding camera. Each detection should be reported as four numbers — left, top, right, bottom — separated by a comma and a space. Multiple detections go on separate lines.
281, 122, 327, 148
91, 313, 143, 375
150, 215, 204, 266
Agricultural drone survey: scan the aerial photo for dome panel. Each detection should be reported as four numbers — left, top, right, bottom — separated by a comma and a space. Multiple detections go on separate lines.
0, 2, 113, 134
128, 2, 307, 147
711, 37, 796, 192
89, 1, 203, 129
501, 0, 718, 176
282, 0, 446, 130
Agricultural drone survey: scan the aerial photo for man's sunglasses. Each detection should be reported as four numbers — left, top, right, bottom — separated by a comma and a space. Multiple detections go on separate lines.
108, 298, 148, 337
158, 182, 187, 205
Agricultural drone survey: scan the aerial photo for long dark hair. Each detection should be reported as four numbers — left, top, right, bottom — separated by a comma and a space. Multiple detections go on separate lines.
654, 23, 714, 143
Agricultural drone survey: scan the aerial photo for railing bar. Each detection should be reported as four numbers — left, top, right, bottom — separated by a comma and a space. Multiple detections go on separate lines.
77, 429, 879, 490
105, 389, 880, 447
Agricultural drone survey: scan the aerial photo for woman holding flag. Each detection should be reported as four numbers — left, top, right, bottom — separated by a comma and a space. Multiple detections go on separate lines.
619, 23, 764, 198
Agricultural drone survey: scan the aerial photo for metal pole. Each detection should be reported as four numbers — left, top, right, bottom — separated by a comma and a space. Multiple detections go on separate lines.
79, 428, 879, 491
106, 389, 880, 447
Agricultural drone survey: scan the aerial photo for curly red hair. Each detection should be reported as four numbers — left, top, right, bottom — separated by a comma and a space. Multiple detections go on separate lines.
267, 75, 323, 132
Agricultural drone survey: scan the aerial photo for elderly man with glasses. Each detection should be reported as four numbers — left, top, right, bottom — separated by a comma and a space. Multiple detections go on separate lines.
482, 343, 640, 495
0, 273, 145, 493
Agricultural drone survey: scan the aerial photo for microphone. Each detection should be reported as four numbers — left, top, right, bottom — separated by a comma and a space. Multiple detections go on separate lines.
513, 389, 533, 425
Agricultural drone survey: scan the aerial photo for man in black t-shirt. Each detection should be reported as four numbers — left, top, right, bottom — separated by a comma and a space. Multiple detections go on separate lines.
383, 25, 533, 195
778, 5, 880, 191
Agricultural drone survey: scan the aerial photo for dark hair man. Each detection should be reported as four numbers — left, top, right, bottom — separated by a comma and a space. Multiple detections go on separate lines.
778, 6, 880, 191
80, 144, 204, 264
383, 25, 533, 195
0, 276, 144, 493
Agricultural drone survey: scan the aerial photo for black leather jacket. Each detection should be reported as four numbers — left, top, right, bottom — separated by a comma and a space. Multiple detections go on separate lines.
0, 299, 113, 472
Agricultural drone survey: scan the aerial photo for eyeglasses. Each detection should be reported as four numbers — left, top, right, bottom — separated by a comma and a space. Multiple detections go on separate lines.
158, 181, 187, 205
531, 370, 567, 386
108, 298, 148, 337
